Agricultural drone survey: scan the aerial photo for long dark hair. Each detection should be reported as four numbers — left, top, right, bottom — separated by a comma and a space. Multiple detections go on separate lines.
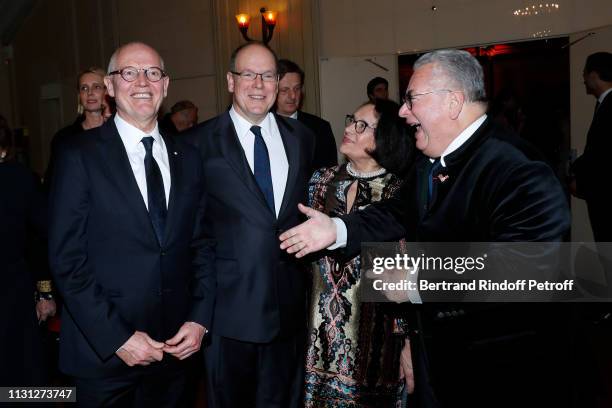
367, 99, 414, 176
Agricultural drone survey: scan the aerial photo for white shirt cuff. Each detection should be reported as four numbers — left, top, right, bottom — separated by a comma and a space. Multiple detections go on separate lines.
327, 218, 347, 250
406, 268, 422, 304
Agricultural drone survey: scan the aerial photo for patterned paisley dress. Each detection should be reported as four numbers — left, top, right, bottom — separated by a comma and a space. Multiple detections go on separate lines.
304, 164, 406, 408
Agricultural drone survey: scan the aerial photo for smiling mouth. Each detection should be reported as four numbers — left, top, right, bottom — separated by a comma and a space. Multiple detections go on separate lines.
249, 95, 266, 100
131, 92, 152, 99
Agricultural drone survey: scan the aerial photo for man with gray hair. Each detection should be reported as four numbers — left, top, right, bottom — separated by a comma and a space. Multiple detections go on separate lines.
49, 42, 213, 406
280, 49, 570, 405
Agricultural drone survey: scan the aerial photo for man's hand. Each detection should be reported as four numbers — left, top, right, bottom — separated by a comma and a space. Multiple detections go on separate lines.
279, 203, 337, 258
399, 338, 415, 394
364, 268, 411, 303
36, 299, 56, 322
163, 322, 206, 360
116, 331, 165, 366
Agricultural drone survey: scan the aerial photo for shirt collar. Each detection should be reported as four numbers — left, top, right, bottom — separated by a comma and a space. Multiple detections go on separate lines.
229, 105, 274, 137
433, 114, 487, 167
599, 88, 612, 104
114, 113, 161, 151
275, 110, 298, 120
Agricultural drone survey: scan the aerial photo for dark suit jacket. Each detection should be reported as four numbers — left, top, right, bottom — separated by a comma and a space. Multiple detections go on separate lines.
48, 118, 215, 378
184, 111, 315, 343
572, 91, 612, 241
43, 116, 85, 193
297, 110, 337, 174
341, 117, 571, 407
0, 161, 48, 385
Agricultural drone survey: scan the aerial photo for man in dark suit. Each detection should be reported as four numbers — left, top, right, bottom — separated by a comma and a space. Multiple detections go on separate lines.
280, 49, 570, 407
49, 42, 213, 407
571, 51, 612, 242
570, 52, 612, 406
184, 42, 314, 408
276, 58, 337, 173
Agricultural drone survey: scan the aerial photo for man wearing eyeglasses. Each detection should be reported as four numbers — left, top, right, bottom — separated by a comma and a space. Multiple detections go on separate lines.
184, 42, 314, 407
49, 42, 213, 406
279, 49, 570, 406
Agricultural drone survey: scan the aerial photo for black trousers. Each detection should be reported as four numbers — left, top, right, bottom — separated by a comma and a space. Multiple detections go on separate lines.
73, 366, 186, 407
204, 333, 305, 408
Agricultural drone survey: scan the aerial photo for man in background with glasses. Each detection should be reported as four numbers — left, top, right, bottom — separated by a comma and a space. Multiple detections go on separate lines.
280, 49, 570, 406
184, 42, 315, 408
49, 42, 213, 406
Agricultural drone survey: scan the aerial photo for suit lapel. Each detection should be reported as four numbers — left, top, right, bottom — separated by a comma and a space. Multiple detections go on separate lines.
163, 134, 180, 243
276, 115, 299, 219
217, 112, 275, 217
97, 119, 157, 242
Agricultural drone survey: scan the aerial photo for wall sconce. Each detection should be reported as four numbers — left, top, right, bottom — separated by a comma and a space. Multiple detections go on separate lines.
235, 7, 278, 44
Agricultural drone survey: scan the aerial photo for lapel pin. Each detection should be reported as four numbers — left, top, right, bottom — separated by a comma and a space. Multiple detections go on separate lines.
435, 174, 449, 183
173, 151, 178, 156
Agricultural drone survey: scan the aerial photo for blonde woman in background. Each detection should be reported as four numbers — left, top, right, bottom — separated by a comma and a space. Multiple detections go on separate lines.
44, 67, 109, 190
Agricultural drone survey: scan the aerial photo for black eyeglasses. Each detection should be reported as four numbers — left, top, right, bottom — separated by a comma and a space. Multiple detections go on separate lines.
108, 66, 167, 82
402, 89, 456, 110
345, 115, 376, 134
230, 70, 278, 82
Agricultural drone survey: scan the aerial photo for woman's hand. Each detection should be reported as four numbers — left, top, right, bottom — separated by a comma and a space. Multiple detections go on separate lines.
399, 338, 415, 394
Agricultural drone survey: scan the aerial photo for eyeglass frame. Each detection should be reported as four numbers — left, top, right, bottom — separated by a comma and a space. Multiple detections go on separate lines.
230, 70, 279, 82
345, 114, 377, 134
108, 66, 167, 82
402, 89, 459, 110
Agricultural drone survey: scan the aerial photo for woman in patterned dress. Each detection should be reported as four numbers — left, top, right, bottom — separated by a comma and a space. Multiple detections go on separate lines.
304, 99, 415, 407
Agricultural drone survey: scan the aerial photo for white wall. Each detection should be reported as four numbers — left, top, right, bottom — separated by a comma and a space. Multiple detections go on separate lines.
319, 55, 399, 157
319, 0, 612, 57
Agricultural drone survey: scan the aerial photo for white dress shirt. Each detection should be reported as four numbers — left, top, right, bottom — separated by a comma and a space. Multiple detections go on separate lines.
598, 87, 612, 105
114, 114, 171, 209
229, 106, 289, 217
435, 114, 487, 167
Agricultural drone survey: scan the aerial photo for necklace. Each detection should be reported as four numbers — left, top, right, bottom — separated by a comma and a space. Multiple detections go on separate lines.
346, 162, 386, 179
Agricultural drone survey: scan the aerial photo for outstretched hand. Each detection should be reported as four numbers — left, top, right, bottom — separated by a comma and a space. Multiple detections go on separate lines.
279, 204, 337, 258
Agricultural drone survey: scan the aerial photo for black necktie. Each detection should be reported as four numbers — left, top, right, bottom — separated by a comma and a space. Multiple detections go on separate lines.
594, 100, 601, 119
141, 136, 167, 245
251, 125, 275, 213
